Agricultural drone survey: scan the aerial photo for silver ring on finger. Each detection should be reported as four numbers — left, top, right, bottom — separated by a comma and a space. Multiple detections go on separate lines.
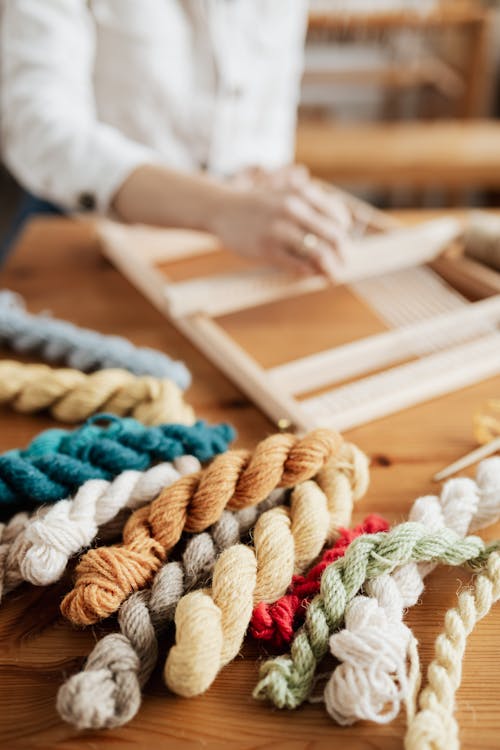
297, 232, 319, 259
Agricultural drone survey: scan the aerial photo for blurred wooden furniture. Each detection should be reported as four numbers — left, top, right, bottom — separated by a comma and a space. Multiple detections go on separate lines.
307, 0, 490, 118
1, 211, 500, 749
296, 119, 500, 189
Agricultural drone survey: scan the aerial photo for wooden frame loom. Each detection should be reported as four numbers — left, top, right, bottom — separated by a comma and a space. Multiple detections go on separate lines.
97, 198, 500, 434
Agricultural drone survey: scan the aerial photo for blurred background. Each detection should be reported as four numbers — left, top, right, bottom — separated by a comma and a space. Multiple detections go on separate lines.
298, 0, 500, 209
2, 0, 500, 238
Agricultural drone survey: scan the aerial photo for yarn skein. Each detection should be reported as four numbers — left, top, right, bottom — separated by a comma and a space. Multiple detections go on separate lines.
0, 360, 194, 425
164, 443, 369, 697
0, 512, 30, 600
56, 489, 285, 730
253, 523, 496, 710
61, 428, 342, 626
0, 456, 201, 598
0, 416, 234, 511
405, 550, 500, 750
0, 290, 190, 387
250, 514, 389, 650
323, 457, 500, 726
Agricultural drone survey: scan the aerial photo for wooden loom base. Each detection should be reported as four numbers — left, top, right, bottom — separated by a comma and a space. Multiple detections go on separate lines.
97, 209, 500, 434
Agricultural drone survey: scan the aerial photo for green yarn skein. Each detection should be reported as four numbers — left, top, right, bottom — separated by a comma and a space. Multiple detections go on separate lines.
253, 522, 497, 709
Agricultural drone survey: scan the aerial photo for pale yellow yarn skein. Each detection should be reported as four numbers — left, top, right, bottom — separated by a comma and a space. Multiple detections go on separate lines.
164, 442, 369, 697
0, 360, 194, 425
405, 551, 500, 750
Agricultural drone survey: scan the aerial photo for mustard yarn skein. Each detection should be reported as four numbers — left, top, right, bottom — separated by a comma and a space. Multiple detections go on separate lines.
164, 443, 369, 697
0, 360, 194, 425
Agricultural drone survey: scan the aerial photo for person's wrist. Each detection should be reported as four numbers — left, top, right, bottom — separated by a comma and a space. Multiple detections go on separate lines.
202, 181, 240, 238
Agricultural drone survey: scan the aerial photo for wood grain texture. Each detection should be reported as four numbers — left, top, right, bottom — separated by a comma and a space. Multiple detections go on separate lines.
0, 214, 499, 749
296, 120, 500, 187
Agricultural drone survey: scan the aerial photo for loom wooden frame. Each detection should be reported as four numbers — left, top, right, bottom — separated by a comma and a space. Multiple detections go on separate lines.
97, 199, 500, 433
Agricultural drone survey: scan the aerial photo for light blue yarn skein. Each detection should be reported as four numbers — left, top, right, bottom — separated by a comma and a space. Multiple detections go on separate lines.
0, 290, 190, 388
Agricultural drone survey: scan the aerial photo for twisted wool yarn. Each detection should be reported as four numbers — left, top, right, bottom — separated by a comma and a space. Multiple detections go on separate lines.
253, 523, 495, 710
0, 512, 30, 599
405, 551, 500, 750
0, 290, 190, 388
164, 443, 369, 697
57, 490, 285, 730
0, 360, 194, 425
324, 457, 500, 726
250, 514, 389, 650
61, 428, 342, 626
0, 456, 201, 597
0, 416, 234, 510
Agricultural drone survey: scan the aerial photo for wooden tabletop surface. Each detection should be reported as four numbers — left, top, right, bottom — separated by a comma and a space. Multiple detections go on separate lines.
1, 213, 499, 750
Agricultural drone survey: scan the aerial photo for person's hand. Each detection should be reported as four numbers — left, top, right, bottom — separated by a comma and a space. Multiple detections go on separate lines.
213, 165, 353, 280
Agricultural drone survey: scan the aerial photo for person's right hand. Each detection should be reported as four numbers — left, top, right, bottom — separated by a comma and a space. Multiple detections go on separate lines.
211, 166, 353, 281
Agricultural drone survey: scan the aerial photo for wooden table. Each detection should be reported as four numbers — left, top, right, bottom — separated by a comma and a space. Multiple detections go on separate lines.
1, 214, 499, 750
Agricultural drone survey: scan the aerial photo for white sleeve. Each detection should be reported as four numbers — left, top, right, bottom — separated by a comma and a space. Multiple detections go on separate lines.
0, 0, 159, 213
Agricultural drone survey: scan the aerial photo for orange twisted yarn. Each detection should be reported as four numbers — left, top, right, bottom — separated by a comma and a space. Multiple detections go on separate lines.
61, 429, 341, 626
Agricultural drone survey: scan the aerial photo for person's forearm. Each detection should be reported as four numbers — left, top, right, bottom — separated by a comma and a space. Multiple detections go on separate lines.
112, 163, 231, 233
112, 161, 351, 282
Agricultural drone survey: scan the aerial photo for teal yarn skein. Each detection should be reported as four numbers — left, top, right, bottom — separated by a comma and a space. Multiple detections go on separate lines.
0, 414, 234, 514
253, 522, 496, 710
0, 290, 190, 388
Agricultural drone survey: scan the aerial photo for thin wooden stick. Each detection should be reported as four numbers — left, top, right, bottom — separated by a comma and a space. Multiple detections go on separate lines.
433, 436, 500, 482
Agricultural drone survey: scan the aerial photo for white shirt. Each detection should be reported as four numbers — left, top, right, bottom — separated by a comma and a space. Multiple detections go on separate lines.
1, 0, 308, 213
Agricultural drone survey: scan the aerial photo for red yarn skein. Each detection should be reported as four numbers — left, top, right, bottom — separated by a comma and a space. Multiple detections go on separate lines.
250, 514, 389, 650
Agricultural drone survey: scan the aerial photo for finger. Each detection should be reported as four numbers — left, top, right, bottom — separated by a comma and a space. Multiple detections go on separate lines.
271, 219, 339, 281
297, 181, 353, 233
276, 164, 310, 191
280, 194, 348, 262
268, 221, 317, 275
260, 164, 310, 192
267, 245, 314, 277
302, 240, 340, 282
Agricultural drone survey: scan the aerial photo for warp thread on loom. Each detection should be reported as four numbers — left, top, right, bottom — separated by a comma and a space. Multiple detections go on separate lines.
164, 443, 369, 697
0, 416, 234, 512
250, 514, 389, 650
323, 457, 500, 726
0, 290, 190, 387
405, 550, 500, 750
0, 456, 201, 597
253, 523, 497, 710
60, 428, 342, 626
56, 490, 285, 730
0, 360, 194, 425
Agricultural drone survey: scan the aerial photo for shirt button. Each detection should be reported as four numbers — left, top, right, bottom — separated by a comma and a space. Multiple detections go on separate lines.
78, 192, 96, 211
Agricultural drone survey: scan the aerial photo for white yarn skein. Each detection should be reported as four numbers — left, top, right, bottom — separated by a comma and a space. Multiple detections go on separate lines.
1, 455, 200, 594
324, 457, 500, 725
